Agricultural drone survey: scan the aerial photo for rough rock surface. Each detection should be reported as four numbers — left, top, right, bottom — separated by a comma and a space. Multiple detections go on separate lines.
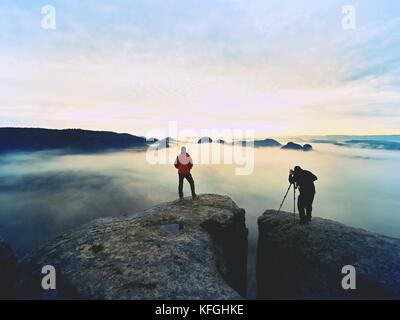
0, 238, 18, 299
22, 194, 247, 300
257, 210, 400, 299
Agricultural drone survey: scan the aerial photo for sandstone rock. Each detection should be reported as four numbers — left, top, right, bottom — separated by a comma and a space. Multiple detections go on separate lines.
257, 210, 400, 299
0, 238, 18, 299
22, 194, 247, 300
281, 142, 303, 150
197, 137, 213, 144
281, 142, 313, 151
254, 138, 281, 147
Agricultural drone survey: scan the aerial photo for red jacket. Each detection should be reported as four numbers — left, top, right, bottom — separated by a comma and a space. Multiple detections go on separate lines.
174, 152, 193, 174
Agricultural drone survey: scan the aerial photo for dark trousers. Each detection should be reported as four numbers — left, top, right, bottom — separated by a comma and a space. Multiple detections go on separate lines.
298, 192, 315, 222
178, 173, 196, 198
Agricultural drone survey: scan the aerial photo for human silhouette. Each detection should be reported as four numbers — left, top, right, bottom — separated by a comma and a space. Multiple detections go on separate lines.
289, 166, 317, 224
174, 146, 198, 200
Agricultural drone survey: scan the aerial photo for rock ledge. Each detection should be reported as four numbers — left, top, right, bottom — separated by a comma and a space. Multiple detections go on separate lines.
257, 210, 400, 299
23, 194, 248, 300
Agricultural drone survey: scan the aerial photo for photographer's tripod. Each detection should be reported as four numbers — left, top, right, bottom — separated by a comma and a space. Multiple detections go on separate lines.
276, 183, 296, 222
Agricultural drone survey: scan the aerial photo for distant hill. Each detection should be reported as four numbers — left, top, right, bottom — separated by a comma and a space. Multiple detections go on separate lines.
281, 142, 313, 151
345, 140, 400, 150
254, 138, 281, 147
307, 135, 400, 142
0, 128, 148, 153
311, 139, 345, 146
150, 137, 178, 150
311, 138, 400, 151
197, 137, 213, 144
281, 142, 303, 150
235, 138, 281, 147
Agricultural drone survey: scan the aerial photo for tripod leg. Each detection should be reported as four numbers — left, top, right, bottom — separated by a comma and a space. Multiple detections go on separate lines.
293, 187, 296, 222
276, 183, 292, 214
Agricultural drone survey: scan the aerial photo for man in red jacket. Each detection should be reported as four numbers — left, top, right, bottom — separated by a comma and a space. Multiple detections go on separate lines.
174, 146, 198, 200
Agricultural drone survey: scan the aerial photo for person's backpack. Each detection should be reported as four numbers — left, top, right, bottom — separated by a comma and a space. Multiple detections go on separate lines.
175, 153, 193, 169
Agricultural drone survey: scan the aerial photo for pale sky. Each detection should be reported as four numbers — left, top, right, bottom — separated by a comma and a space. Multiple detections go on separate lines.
0, 0, 399, 137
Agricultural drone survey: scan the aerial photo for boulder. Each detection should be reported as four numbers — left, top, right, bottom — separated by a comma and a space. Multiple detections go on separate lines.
257, 210, 400, 299
22, 194, 248, 300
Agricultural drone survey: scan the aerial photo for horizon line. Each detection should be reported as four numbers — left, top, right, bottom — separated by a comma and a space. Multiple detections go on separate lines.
1, 126, 400, 140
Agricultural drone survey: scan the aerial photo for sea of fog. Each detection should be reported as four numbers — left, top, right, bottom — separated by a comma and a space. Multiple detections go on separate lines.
0, 142, 399, 297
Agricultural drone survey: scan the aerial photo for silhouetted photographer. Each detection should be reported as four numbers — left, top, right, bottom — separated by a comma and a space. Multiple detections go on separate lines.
289, 166, 318, 224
